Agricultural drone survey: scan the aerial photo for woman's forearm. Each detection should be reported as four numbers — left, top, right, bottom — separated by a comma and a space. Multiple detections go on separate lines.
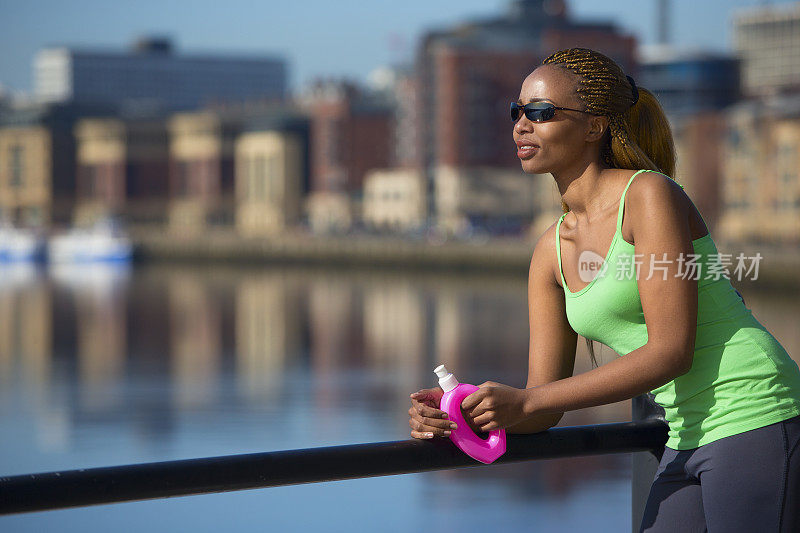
504, 411, 563, 434
523, 342, 686, 417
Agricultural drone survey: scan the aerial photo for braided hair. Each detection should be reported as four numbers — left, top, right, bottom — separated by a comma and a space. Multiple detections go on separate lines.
541, 47, 677, 215
541, 48, 679, 369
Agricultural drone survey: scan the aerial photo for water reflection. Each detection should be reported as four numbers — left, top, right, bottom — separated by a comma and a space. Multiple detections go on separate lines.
167, 271, 222, 408
0, 264, 51, 391
53, 264, 130, 413
236, 273, 301, 400
0, 264, 796, 531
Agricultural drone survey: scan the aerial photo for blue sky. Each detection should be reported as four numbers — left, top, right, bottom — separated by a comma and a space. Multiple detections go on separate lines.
0, 0, 796, 94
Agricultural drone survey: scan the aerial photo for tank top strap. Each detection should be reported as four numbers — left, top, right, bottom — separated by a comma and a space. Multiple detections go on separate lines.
615, 169, 649, 233
555, 212, 568, 289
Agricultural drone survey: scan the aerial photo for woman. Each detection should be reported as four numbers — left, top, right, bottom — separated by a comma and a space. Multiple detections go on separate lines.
407, 47, 800, 532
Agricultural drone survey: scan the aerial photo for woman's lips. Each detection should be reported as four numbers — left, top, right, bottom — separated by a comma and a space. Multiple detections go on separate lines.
517, 145, 538, 159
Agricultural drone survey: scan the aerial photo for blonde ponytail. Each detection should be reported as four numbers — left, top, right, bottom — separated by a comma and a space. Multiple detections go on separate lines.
542, 48, 678, 214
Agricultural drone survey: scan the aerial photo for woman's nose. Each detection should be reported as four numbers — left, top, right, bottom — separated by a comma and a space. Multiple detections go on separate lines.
514, 116, 533, 134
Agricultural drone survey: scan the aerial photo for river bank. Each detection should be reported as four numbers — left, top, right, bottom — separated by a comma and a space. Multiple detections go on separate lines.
131, 229, 800, 288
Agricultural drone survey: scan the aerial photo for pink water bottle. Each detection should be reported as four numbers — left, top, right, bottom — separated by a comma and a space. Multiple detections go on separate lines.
434, 364, 507, 464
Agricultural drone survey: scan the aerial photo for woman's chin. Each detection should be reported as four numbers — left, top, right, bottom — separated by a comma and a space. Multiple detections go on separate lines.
520, 158, 545, 174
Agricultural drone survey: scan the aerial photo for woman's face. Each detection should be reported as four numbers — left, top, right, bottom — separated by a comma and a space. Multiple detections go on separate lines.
513, 64, 599, 175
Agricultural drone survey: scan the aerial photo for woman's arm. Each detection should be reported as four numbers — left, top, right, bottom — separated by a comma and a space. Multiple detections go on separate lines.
412, 224, 576, 438
521, 173, 698, 418
504, 220, 579, 434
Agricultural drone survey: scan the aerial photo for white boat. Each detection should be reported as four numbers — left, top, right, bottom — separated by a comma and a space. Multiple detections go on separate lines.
48, 220, 133, 264
0, 225, 47, 262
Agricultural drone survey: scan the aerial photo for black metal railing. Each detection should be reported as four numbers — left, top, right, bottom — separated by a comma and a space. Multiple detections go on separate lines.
0, 394, 667, 532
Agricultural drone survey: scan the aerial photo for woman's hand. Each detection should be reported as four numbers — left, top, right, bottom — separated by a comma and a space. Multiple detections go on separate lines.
408, 387, 458, 439
460, 381, 532, 432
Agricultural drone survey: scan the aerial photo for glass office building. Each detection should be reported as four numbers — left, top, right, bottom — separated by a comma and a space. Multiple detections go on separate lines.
34, 38, 287, 111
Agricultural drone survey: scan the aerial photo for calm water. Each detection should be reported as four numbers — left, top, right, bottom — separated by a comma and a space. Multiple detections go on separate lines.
0, 262, 797, 532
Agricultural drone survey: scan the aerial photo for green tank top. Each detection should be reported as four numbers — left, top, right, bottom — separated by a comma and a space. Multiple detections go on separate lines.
555, 169, 800, 450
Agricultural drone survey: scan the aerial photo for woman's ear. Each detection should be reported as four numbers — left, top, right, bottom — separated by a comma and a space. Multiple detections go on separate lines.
585, 115, 608, 143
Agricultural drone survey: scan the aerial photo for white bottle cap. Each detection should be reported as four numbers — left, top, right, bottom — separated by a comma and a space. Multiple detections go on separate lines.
434, 364, 459, 392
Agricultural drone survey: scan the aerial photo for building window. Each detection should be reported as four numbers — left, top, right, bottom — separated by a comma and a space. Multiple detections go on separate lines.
78, 164, 99, 199
727, 129, 741, 148
10, 145, 24, 188
322, 119, 342, 166
266, 156, 279, 200
777, 143, 797, 210
253, 155, 267, 201
175, 161, 190, 197
86, 165, 97, 198
238, 157, 248, 199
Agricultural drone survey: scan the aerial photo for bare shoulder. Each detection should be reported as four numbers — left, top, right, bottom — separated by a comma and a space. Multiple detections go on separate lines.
625, 171, 688, 210
624, 169, 692, 239
529, 217, 563, 289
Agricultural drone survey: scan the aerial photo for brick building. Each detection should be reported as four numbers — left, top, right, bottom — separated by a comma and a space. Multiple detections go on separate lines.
733, 3, 800, 97
0, 102, 114, 228
719, 95, 800, 245
299, 80, 393, 233
74, 114, 170, 226
414, 0, 637, 230
235, 111, 310, 236
166, 110, 241, 233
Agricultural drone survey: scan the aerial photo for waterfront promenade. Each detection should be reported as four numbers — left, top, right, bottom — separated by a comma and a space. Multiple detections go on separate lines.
131, 228, 800, 288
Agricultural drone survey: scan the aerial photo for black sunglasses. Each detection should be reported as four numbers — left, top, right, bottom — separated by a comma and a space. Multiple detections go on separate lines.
510, 101, 596, 122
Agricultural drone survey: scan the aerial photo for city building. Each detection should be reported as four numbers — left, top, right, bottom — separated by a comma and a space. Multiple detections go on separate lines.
719, 94, 800, 245
362, 168, 426, 232
166, 109, 241, 234
671, 111, 728, 233
366, 65, 419, 170
305, 191, 355, 235
0, 88, 10, 113
299, 79, 393, 233
638, 45, 740, 118
733, 3, 800, 97
414, 0, 637, 227
606, 45, 741, 235
0, 102, 114, 227
74, 114, 170, 226
435, 167, 539, 236
35, 37, 287, 112
527, 174, 566, 240
234, 110, 310, 236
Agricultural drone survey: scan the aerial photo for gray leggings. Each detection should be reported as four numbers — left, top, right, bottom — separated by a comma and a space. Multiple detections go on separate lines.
639, 413, 800, 532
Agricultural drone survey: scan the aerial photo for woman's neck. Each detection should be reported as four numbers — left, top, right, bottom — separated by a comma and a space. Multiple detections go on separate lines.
553, 161, 614, 219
